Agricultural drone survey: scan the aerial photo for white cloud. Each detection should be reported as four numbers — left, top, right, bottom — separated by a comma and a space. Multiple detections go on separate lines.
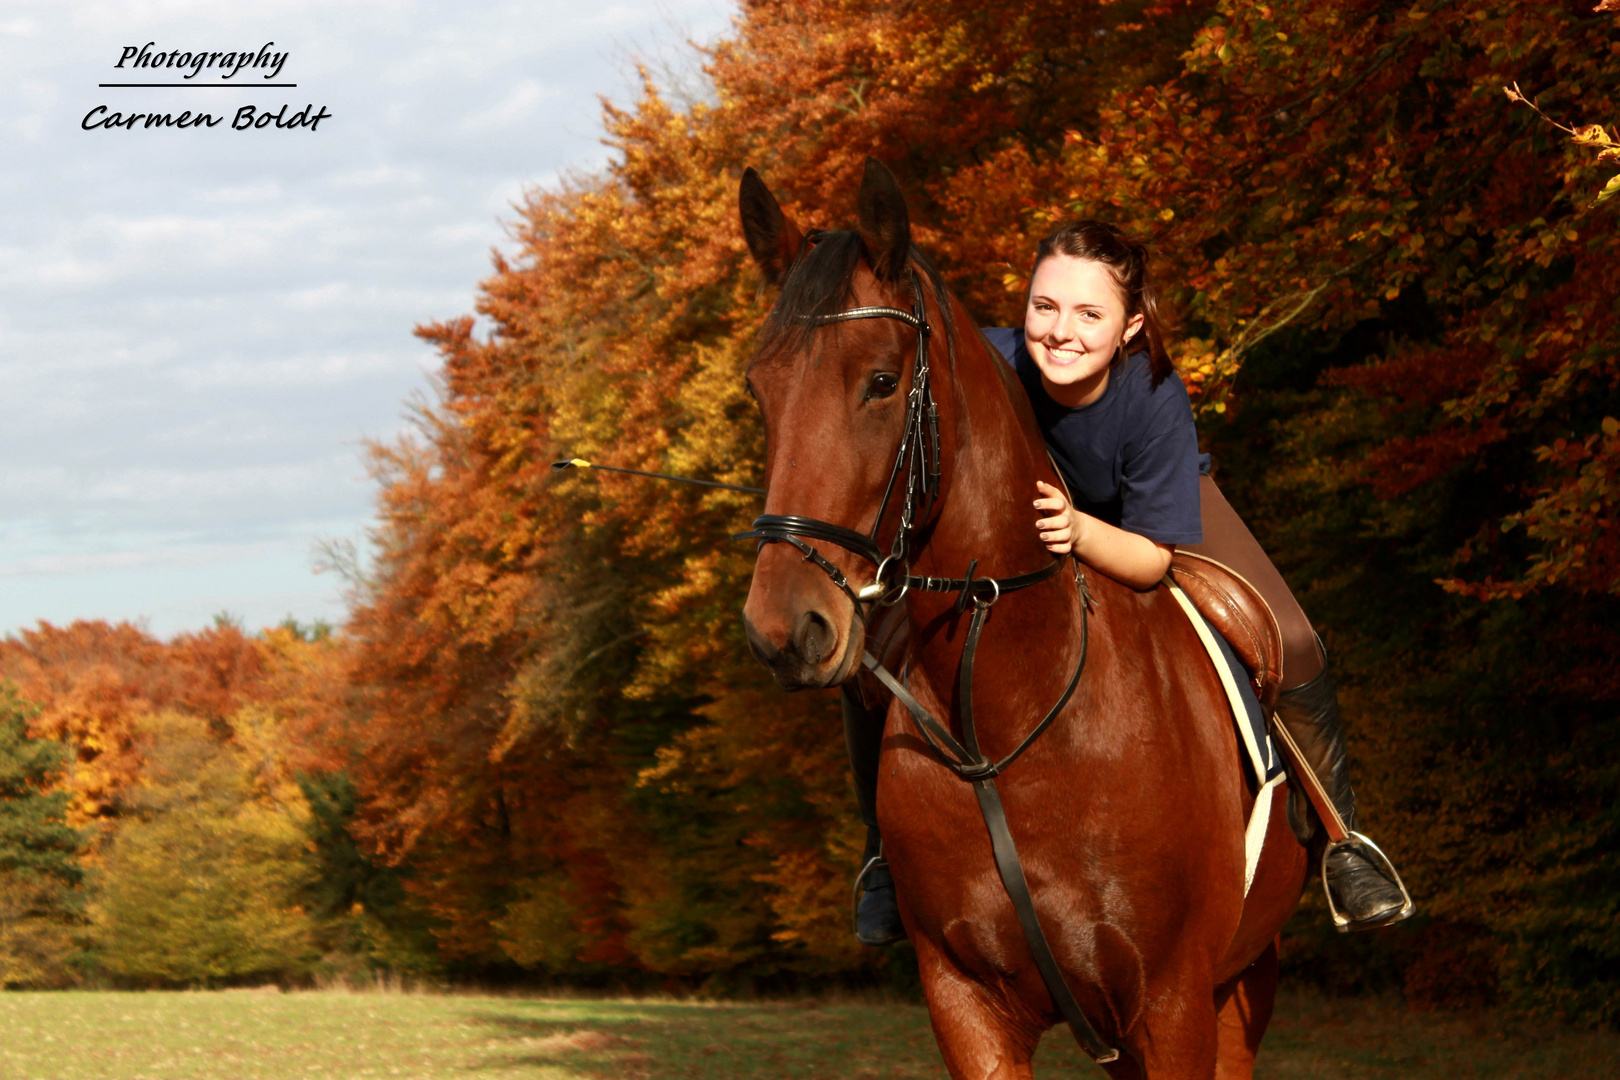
458, 79, 562, 135
0, 0, 738, 637
171, 347, 405, 389
199, 181, 283, 203
0, 18, 43, 38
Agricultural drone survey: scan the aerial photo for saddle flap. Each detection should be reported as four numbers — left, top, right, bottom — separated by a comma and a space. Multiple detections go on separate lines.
1167, 552, 1284, 708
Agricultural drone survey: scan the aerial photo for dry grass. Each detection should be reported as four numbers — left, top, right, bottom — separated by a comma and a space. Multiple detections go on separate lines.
0, 985, 1613, 1079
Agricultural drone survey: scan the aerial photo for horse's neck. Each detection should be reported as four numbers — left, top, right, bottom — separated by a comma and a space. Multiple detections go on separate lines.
909, 302, 1060, 585
900, 303, 1086, 733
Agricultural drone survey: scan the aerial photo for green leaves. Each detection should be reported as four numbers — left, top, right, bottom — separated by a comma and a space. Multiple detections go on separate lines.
0, 685, 85, 987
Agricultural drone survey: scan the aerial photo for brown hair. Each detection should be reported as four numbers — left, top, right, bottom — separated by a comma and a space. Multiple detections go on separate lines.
1030, 220, 1175, 388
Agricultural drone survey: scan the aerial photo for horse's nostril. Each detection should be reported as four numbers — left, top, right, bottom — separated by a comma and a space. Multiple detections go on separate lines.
794, 609, 837, 667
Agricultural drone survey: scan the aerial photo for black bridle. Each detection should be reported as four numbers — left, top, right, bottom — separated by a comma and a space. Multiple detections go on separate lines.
737, 262, 941, 610
735, 256, 1119, 1064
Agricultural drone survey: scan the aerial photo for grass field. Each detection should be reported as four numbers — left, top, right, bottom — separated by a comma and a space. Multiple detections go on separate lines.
1, 987, 1614, 1079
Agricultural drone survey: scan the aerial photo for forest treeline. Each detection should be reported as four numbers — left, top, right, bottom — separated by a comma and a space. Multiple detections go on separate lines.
2, 0, 1616, 1023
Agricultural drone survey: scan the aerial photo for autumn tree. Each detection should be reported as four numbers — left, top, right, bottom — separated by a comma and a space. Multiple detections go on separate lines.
93, 709, 316, 987
329, 0, 1618, 1016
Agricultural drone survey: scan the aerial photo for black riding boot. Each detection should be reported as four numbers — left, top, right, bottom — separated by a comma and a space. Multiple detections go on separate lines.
1275, 661, 1413, 931
844, 686, 905, 946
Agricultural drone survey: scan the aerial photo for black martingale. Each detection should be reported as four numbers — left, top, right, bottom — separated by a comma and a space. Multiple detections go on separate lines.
736, 261, 1119, 1064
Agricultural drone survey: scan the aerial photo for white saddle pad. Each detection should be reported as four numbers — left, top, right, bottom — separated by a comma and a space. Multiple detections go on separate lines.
1166, 583, 1286, 897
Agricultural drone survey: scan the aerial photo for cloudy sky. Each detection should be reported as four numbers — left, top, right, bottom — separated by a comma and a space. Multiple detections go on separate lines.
0, 0, 735, 637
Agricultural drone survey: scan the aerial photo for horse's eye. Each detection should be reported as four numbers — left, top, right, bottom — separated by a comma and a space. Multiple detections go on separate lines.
866, 372, 901, 401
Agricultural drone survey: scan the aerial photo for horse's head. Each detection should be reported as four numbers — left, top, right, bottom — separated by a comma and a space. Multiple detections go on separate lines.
737, 159, 953, 690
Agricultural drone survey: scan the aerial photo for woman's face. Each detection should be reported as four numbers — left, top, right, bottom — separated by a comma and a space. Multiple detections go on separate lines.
1023, 254, 1145, 407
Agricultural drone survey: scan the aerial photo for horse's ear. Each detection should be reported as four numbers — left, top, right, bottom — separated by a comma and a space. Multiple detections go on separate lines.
738, 167, 804, 286
856, 157, 911, 281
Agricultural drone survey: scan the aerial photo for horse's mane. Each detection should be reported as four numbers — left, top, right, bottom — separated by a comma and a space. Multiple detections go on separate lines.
758, 229, 958, 362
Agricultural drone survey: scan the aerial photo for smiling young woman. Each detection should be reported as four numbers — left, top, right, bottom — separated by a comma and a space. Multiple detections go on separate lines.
1020, 246, 1177, 591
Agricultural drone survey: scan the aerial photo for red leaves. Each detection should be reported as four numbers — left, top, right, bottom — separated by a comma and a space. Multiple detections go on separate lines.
1443, 419, 1620, 598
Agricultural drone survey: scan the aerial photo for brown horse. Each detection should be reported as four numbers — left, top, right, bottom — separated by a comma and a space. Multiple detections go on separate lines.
737, 159, 1308, 1079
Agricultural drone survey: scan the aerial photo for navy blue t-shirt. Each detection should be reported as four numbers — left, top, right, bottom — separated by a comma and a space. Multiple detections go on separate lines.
984, 327, 1210, 545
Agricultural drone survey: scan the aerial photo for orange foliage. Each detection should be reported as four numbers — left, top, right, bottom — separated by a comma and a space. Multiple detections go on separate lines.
330, 0, 1619, 997
0, 621, 344, 827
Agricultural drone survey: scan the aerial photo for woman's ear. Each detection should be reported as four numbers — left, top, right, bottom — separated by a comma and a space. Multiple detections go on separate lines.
1122, 312, 1146, 346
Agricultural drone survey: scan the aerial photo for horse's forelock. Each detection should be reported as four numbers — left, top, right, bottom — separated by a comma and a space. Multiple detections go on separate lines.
756, 230, 957, 364
757, 230, 863, 358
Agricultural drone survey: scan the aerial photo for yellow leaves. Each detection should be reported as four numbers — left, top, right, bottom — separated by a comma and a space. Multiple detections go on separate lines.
1159, 207, 1175, 221
1173, 339, 1219, 385
1603, 416, 1620, 437
636, 743, 689, 793
1503, 81, 1620, 207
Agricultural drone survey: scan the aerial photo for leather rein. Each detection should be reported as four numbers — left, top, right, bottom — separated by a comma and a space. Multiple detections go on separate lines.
735, 263, 1119, 1064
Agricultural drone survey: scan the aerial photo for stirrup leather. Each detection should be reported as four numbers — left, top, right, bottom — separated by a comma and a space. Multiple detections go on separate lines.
1323, 831, 1417, 932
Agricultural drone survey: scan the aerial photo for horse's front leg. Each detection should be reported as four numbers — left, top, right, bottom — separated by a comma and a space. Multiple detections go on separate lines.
1121, 964, 1221, 1080
914, 937, 1043, 1080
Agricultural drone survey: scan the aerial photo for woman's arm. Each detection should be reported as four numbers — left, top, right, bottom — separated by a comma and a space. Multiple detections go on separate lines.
1034, 480, 1173, 590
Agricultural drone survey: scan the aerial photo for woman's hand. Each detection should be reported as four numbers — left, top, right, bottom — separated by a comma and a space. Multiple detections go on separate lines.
1033, 478, 1174, 589
1034, 480, 1080, 554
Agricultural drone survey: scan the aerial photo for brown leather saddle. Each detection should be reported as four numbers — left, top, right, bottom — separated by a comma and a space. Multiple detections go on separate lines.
1167, 551, 1284, 709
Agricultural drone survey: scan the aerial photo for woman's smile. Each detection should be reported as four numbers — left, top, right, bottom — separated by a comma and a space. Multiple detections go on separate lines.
1043, 344, 1089, 365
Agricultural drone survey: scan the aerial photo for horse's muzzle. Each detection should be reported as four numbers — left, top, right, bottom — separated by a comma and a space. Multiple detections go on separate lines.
743, 603, 863, 690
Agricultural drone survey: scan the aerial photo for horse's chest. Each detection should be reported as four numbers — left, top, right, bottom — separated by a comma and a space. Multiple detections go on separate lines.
878, 747, 1104, 948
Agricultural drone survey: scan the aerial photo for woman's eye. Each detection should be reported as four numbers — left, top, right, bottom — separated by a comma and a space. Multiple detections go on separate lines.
865, 372, 900, 400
